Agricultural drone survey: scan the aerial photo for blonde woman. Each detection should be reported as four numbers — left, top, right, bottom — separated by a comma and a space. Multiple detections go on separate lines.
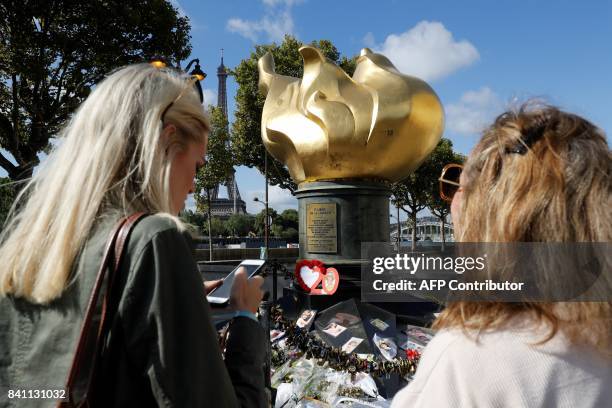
392, 104, 611, 407
0, 64, 266, 407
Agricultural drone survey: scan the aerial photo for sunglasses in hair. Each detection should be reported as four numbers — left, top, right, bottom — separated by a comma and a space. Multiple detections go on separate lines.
160, 75, 202, 122
439, 163, 463, 202
150, 61, 205, 123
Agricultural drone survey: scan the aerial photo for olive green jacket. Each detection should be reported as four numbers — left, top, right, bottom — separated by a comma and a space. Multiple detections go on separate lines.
0, 215, 267, 407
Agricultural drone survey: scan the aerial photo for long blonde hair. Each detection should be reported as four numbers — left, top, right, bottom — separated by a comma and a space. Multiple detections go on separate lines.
0, 63, 209, 304
434, 103, 612, 355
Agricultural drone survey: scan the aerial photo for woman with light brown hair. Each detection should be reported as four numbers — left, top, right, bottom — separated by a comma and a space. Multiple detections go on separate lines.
392, 103, 611, 407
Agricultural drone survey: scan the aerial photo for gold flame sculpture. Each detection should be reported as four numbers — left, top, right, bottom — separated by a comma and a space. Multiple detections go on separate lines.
258, 46, 445, 186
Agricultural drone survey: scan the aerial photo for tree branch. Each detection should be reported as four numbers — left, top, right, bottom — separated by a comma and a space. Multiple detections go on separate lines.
9, 74, 22, 161
0, 111, 13, 139
0, 150, 18, 177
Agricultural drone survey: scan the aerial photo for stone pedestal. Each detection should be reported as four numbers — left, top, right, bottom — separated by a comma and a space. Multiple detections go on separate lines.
290, 181, 416, 320
295, 181, 390, 265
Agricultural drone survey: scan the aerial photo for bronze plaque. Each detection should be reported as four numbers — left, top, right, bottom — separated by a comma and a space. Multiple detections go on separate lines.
306, 203, 338, 253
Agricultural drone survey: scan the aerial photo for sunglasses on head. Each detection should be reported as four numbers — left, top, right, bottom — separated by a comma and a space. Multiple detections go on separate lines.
439, 163, 463, 202
150, 60, 205, 123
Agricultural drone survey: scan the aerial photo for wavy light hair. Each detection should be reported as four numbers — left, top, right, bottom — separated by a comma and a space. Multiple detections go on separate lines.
0, 63, 209, 304
434, 103, 612, 355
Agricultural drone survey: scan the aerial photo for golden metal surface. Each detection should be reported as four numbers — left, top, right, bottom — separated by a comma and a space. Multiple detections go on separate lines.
258, 46, 444, 185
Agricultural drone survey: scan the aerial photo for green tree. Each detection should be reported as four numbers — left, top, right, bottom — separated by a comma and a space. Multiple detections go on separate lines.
391, 138, 457, 250
202, 216, 228, 237
231, 35, 357, 193
0, 177, 16, 228
276, 208, 298, 242
425, 140, 465, 250
226, 213, 255, 237
279, 226, 298, 242
194, 106, 233, 259
253, 208, 279, 237
0, 0, 192, 181
278, 209, 298, 227
179, 209, 207, 234
270, 223, 283, 239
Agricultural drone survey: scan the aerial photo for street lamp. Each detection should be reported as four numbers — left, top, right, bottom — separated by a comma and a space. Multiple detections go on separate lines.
253, 197, 269, 256
185, 58, 206, 103
390, 209, 402, 253
149, 57, 207, 103
254, 196, 277, 303
254, 149, 270, 258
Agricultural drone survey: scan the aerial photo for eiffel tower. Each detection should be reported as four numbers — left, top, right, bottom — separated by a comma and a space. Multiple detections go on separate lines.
210, 50, 247, 218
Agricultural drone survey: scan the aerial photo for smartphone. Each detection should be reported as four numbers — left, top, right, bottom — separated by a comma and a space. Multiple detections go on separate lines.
206, 259, 266, 304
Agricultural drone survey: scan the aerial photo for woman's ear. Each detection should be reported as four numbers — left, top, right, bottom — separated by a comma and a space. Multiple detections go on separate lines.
160, 124, 177, 153
160, 124, 177, 144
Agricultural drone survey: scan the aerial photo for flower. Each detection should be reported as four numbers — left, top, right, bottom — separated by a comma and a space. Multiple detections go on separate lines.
406, 348, 421, 361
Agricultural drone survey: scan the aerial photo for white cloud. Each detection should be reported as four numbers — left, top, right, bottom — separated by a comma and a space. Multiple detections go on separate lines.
227, 18, 259, 42
246, 185, 297, 213
227, 2, 297, 42
202, 88, 217, 107
368, 21, 479, 81
363, 32, 376, 48
268, 185, 297, 211
446, 87, 503, 135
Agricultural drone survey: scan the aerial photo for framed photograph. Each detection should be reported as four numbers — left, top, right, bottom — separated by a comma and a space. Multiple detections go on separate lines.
322, 322, 347, 337
373, 334, 397, 361
341, 337, 364, 353
399, 338, 424, 352
331, 312, 360, 327
369, 318, 389, 331
404, 325, 434, 344
296, 309, 317, 329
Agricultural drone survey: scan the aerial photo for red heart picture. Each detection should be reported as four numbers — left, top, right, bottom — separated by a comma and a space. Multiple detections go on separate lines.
295, 259, 324, 292
295, 260, 339, 295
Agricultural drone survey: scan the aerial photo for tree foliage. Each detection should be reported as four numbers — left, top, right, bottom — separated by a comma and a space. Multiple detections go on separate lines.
391, 138, 460, 249
426, 141, 465, 223
256, 208, 299, 241
277, 209, 298, 230
0, 177, 16, 228
179, 209, 207, 233
253, 208, 279, 237
207, 217, 229, 237
194, 105, 234, 209
226, 213, 255, 237
0, 0, 192, 181
194, 105, 234, 259
181, 206, 298, 241
231, 35, 357, 193
275, 209, 298, 241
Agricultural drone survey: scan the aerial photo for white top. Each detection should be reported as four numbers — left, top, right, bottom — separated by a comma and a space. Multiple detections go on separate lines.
391, 320, 611, 408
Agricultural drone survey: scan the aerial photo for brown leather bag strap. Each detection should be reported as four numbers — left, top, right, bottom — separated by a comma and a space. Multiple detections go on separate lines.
61, 212, 148, 407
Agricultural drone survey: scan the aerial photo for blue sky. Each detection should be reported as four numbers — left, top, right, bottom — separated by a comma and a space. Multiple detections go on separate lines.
179, 0, 612, 216
3, 0, 611, 219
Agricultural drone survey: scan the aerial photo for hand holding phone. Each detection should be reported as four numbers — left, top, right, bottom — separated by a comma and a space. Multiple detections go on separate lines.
229, 268, 264, 314
204, 279, 223, 295
207, 260, 265, 305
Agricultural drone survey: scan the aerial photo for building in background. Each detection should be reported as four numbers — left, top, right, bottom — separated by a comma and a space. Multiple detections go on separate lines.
390, 216, 454, 243
209, 50, 247, 217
